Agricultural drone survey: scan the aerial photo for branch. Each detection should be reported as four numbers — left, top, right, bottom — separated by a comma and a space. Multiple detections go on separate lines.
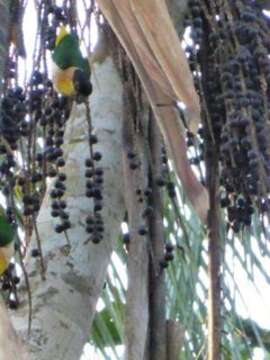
206, 148, 221, 360
200, 25, 222, 360
122, 83, 149, 360
148, 115, 167, 360
166, 320, 185, 360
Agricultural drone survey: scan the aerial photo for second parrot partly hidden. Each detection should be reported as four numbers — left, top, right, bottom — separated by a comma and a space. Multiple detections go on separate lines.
52, 26, 92, 97
0, 210, 14, 276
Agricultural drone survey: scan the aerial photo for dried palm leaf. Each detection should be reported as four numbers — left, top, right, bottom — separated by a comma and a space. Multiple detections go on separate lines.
97, 0, 208, 222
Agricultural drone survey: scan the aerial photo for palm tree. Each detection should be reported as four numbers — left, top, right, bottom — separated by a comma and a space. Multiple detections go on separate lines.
1, 1, 270, 359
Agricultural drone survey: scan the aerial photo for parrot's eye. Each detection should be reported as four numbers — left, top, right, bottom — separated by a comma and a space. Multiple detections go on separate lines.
73, 69, 92, 97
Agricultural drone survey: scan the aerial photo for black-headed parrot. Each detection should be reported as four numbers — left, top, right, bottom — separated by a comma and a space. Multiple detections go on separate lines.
52, 26, 92, 97
0, 211, 14, 276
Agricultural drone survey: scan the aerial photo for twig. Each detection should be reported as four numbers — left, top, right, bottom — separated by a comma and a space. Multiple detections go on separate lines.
32, 219, 46, 280
18, 243, 32, 336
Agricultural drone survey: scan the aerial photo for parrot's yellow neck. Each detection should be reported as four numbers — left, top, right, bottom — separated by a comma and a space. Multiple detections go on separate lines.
0, 243, 14, 276
54, 76, 75, 96
52, 63, 77, 96
56, 26, 69, 47
0, 252, 8, 275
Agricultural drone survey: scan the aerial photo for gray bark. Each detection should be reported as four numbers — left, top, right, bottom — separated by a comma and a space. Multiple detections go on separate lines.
166, 320, 185, 360
0, 298, 27, 360
12, 56, 125, 360
121, 87, 149, 360
148, 120, 167, 360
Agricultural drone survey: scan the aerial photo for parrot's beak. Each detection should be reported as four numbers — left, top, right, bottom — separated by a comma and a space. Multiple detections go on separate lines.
73, 69, 92, 97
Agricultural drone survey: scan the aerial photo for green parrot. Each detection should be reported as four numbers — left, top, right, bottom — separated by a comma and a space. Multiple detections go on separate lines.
0, 210, 14, 276
52, 26, 92, 97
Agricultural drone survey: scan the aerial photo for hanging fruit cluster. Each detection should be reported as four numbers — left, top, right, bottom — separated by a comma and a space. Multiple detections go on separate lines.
0, 0, 96, 301
84, 115, 105, 245
187, 0, 270, 232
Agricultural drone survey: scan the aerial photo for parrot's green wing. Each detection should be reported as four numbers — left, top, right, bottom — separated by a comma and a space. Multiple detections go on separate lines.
0, 211, 14, 247
52, 34, 90, 76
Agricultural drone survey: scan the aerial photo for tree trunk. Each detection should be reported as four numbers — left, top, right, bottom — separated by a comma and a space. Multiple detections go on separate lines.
0, 298, 27, 360
12, 56, 125, 360
121, 85, 150, 360
148, 118, 167, 360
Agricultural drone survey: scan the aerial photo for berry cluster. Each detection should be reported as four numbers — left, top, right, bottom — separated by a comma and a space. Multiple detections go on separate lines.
125, 144, 177, 268
1, 263, 20, 310
160, 242, 174, 269
0, 87, 26, 149
42, 95, 71, 233
156, 146, 176, 200
0, 0, 76, 276
84, 107, 105, 244
157, 147, 177, 268
187, 0, 270, 231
